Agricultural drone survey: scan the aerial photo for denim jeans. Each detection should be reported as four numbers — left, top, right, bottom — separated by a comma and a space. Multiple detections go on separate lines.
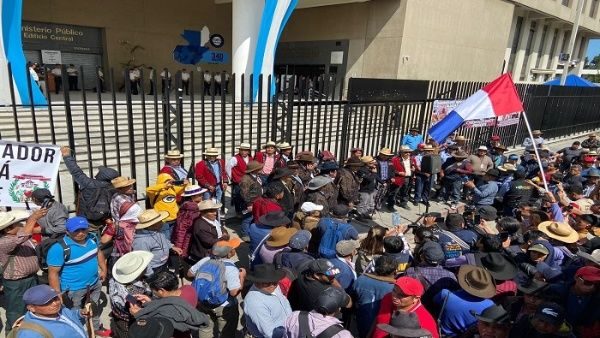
65, 279, 103, 330
414, 174, 431, 203
203, 185, 223, 203
3, 275, 37, 330
240, 213, 252, 238
198, 300, 240, 338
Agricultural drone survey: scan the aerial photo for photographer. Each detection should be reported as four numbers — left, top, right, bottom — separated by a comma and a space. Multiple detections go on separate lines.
30, 188, 68, 238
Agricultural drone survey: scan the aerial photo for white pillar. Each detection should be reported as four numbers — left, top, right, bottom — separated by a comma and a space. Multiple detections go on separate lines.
512, 17, 533, 81
504, 12, 519, 72
232, 0, 264, 101
576, 36, 589, 75
536, 23, 557, 81
524, 20, 545, 82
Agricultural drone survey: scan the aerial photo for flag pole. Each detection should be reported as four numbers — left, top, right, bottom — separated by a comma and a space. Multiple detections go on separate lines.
521, 111, 550, 192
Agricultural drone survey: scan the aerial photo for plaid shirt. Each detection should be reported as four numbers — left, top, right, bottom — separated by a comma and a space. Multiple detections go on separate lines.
0, 230, 39, 280
405, 265, 457, 291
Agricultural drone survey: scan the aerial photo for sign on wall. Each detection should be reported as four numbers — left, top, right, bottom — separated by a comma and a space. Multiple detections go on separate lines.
22, 21, 104, 54
41, 50, 62, 64
0, 140, 61, 208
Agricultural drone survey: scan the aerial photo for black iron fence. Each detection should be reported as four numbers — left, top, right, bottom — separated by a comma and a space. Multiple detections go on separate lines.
1, 62, 599, 205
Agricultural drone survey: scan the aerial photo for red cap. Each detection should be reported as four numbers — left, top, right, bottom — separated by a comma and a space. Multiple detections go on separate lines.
583, 156, 596, 163
576, 266, 600, 282
491, 135, 501, 141
394, 277, 424, 296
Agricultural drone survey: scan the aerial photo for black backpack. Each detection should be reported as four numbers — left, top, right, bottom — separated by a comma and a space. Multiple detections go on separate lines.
78, 186, 114, 222
36, 236, 71, 271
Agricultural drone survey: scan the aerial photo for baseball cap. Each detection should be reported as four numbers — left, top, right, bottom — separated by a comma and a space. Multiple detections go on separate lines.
508, 154, 519, 161
315, 287, 350, 314
533, 302, 566, 325
477, 206, 498, 221
421, 241, 445, 265
212, 238, 242, 257
308, 259, 340, 277
65, 216, 89, 233
394, 277, 424, 297
335, 240, 358, 257
23, 285, 59, 305
31, 188, 54, 201
301, 202, 324, 213
575, 266, 600, 282
289, 230, 311, 250
331, 204, 350, 217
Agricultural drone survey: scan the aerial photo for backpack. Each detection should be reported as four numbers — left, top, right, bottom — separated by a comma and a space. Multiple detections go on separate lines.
318, 218, 345, 259
192, 259, 235, 307
78, 186, 114, 222
36, 236, 71, 271
298, 311, 344, 338
7, 316, 53, 338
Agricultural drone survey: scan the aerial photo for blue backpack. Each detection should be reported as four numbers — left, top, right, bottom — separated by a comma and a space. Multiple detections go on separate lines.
318, 218, 346, 258
192, 259, 235, 306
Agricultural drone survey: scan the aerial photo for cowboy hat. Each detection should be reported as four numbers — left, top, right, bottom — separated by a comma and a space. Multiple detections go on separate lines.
378, 148, 393, 156
258, 211, 291, 227
485, 168, 500, 178
360, 156, 376, 164
517, 278, 549, 295
453, 151, 469, 159
307, 176, 332, 190
457, 265, 496, 299
532, 130, 542, 135
491, 135, 501, 141
270, 168, 292, 180
112, 176, 136, 189
164, 149, 184, 159
477, 146, 488, 151
182, 185, 207, 198
493, 144, 508, 151
238, 142, 252, 150
266, 227, 298, 247
577, 249, 600, 266
318, 161, 339, 172
262, 141, 277, 148
296, 151, 315, 162
112, 251, 154, 284
399, 146, 412, 153
474, 252, 517, 281
377, 312, 432, 338
136, 210, 169, 230
498, 163, 517, 172
277, 142, 292, 150
198, 200, 223, 211
344, 157, 364, 167
537, 221, 579, 244
589, 133, 597, 137
470, 304, 511, 324
245, 161, 264, 173
246, 264, 286, 283
0, 210, 29, 231
204, 147, 219, 156
454, 135, 467, 141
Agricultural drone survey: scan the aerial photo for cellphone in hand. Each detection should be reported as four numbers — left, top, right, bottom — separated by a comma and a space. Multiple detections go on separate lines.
172, 180, 185, 186
126, 294, 142, 306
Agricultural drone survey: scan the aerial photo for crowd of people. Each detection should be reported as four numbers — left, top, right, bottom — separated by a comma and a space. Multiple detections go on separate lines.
0, 127, 599, 338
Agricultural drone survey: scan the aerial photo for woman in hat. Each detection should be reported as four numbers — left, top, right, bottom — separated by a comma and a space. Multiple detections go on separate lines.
111, 176, 138, 225
172, 185, 208, 266
108, 251, 153, 338
132, 210, 182, 277
146, 172, 189, 239
160, 149, 188, 182
101, 200, 142, 263
275, 142, 293, 168
189, 200, 229, 261
255, 141, 280, 180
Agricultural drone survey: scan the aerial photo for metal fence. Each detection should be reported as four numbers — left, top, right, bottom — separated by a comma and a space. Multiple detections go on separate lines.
2, 62, 600, 205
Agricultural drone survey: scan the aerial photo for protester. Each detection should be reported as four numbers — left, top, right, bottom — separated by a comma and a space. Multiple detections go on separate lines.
30, 188, 68, 237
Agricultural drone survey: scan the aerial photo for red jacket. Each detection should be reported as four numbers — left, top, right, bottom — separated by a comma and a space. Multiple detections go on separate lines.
252, 197, 283, 223
391, 156, 418, 186
230, 154, 253, 184
195, 159, 228, 188
373, 294, 439, 338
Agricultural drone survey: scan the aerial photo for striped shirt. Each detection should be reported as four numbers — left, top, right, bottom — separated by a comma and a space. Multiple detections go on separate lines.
0, 230, 39, 280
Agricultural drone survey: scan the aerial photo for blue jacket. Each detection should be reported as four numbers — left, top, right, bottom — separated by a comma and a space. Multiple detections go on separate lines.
17, 307, 87, 338
351, 274, 394, 338
401, 134, 424, 151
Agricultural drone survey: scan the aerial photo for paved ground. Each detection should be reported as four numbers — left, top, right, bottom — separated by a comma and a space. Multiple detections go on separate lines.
0, 130, 596, 336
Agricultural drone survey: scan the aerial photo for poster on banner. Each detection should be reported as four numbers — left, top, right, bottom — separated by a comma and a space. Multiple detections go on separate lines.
431, 100, 461, 126
0, 140, 61, 208
497, 112, 521, 127
432, 100, 521, 128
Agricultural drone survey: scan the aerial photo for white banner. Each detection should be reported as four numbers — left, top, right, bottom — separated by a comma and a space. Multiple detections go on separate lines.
0, 140, 61, 208
432, 100, 521, 128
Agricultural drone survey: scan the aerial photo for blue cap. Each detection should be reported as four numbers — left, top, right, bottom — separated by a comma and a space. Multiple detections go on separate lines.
508, 154, 519, 160
289, 230, 311, 250
66, 216, 89, 233
23, 285, 59, 305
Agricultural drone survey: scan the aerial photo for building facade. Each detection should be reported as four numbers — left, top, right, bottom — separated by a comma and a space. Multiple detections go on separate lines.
21, 0, 600, 87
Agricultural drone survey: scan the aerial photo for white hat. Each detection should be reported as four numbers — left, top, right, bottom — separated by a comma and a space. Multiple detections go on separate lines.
0, 210, 30, 231
112, 251, 154, 284
182, 185, 207, 197
238, 143, 252, 150
136, 210, 169, 230
204, 148, 219, 156
301, 202, 324, 213
477, 146, 488, 151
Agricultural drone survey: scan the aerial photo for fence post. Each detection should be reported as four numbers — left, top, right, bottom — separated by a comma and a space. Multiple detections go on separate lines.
124, 67, 138, 184
286, 75, 295, 143
339, 104, 351, 163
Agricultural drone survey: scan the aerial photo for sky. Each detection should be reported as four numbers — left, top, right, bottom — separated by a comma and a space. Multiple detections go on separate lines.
587, 39, 600, 60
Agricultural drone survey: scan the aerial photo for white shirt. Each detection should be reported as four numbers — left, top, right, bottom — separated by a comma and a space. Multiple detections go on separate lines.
226, 155, 250, 178
181, 72, 190, 81
403, 157, 412, 176
204, 73, 212, 82
51, 68, 62, 76
160, 70, 171, 79
215, 73, 222, 83
66, 66, 77, 76
202, 216, 223, 238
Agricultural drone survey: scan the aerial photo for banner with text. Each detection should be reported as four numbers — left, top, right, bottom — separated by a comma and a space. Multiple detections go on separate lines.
0, 140, 61, 208
432, 100, 520, 128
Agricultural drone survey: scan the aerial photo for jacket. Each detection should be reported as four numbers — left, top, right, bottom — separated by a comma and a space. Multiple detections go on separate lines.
240, 173, 263, 207
391, 156, 418, 186
376, 159, 396, 183
17, 307, 87, 338
252, 197, 283, 223
135, 296, 209, 333
319, 179, 339, 212
195, 159, 228, 189
335, 168, 360, 204
189, 217, 227, 260
284, 311, 353, 338
37, 201, 68, 237
229, 154, 252, 184
304, 191, 330, 217
63, 155, 118, 212
146, 173, 186, 222
172, 201, 201, 257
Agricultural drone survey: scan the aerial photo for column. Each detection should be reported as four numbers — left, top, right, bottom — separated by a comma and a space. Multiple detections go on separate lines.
576, 36, 589, 75
232, 0, 264, 101
536, 22, 558, 80
511, 16, 533, 81
549, 28, 567, 74
503, 12, 519, 72
524, 19, 545, 82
